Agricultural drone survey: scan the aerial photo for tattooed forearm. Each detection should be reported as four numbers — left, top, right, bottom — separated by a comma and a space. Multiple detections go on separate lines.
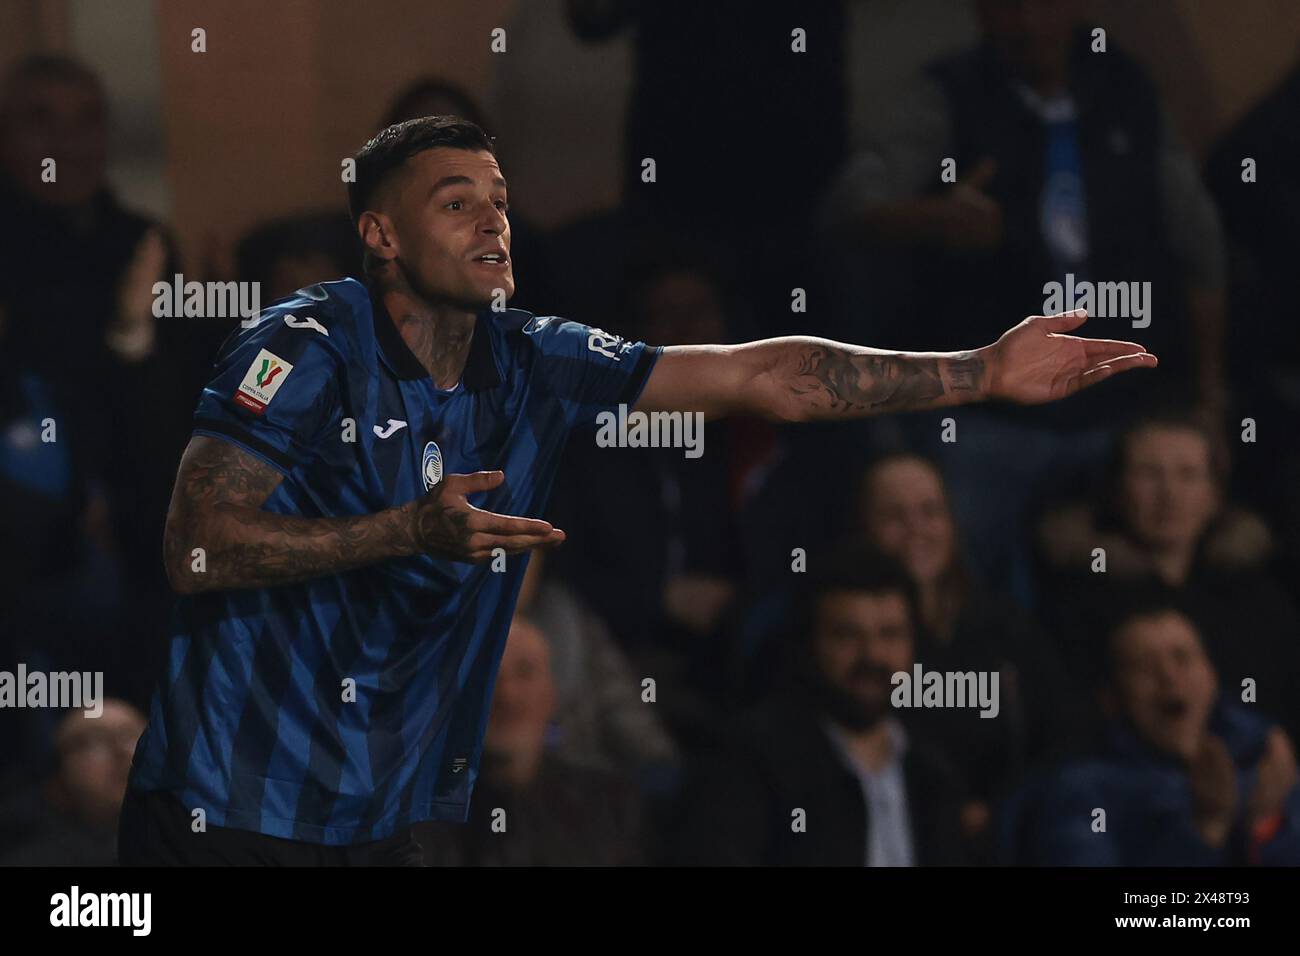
164, 436, 421, 594
775, 339, 987, 420
945, 351, 986, 393
790, 348, 946, 413
188, 507, 421, 592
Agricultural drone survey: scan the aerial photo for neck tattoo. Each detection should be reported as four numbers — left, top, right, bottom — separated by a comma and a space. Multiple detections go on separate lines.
398, 311, 474, 388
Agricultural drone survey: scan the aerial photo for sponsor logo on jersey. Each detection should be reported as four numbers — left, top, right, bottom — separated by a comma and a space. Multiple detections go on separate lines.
374, 419, 408, 439
234, 349, 294, 414
422, 441, 444, 491
284, 313, 329, 335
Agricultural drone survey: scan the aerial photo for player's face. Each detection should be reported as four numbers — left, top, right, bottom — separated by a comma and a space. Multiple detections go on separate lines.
812, 591, 913, 725
386, 147, 513, 308
1108, 612, 1216, 760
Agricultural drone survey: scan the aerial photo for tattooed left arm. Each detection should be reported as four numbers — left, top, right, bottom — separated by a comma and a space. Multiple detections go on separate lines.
633, 312, 1157, 421
634, 339, 985, 422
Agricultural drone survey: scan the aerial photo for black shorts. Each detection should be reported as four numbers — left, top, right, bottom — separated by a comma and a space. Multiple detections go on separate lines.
117, 786, 426, 866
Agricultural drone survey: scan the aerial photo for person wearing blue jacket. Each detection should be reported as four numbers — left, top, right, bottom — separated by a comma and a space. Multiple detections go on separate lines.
1009, 590, 1300, 866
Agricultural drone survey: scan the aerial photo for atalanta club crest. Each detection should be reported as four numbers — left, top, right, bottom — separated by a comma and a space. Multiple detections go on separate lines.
422, 441, 443, 491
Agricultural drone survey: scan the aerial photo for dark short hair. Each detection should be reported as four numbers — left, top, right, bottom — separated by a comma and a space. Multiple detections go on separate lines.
347, 115, 495, 224
794, 542, 921, 641
1099, 582, 1202, 682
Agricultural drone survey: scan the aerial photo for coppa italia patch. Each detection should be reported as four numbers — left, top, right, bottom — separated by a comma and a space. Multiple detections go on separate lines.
234, 348, 294, 414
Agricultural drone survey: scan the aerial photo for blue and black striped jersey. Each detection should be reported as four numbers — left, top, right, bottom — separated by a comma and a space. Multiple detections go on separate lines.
128, 277, 660, 844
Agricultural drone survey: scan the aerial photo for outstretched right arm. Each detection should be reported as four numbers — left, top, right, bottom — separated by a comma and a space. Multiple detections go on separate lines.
163, 436, 563, 594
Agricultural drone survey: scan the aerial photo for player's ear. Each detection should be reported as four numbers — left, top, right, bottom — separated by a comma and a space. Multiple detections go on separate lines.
358, 210, 398, 265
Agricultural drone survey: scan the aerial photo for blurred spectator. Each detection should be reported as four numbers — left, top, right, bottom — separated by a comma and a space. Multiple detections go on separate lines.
1037, 412, 1300, 743
0, 51, 188, 431
543, 206, 666, 330
820, 0, 1227, 600
672, 547, 968, 865
566, 0, 844, 227
1206, 59, 1300, 396
1005, 597, 1300, 866
382, 77, 486, 130
0, 298, 125, 776
0, 700, 145, 865
236, 211, 360, 303
857, 453, 1085, 832
172, 211, 361, 399
1206, 60, 1300, 585
566, 0, 845, 336
549, 244, 758, 740
516, 551, 679, 784
0, 54, 191, 706
380, 76, 556, 314
416, 616, 642, 866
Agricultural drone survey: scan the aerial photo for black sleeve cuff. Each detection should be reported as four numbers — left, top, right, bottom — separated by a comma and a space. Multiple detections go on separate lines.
617, 344, 663, 406
192, 417, 297, 473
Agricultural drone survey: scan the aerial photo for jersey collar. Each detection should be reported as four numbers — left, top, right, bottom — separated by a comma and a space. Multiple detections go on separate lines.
369, 285, 503, 390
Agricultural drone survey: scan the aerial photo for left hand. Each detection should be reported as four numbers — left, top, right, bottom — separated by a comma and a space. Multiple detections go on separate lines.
979, 310, 1158, 405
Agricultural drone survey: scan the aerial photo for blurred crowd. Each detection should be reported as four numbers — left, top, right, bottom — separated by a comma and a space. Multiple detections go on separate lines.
2, 0, 1299, 866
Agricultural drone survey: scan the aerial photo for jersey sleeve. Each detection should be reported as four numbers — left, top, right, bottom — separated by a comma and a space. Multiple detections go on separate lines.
521, 316, 662, 429
191, 312, 344, 474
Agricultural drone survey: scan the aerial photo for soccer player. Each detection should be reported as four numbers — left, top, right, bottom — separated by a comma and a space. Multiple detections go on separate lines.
119, 116, 1157, 865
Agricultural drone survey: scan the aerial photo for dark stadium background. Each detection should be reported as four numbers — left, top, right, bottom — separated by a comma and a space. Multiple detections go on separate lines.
2, 0, 1299, 869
